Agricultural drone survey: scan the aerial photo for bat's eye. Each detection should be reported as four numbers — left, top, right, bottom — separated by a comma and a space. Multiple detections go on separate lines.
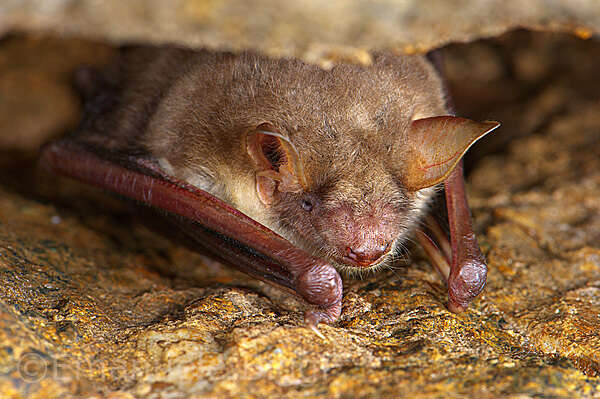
300, 192, 320, 212
301, 198, 314, 212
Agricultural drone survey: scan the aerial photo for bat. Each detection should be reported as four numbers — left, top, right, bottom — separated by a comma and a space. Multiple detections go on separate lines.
39, 46, 499, 334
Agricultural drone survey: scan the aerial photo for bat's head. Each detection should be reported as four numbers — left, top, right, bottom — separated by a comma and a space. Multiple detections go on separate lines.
246, 117, 498, 272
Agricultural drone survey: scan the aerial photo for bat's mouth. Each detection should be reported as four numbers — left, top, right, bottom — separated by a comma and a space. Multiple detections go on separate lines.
340, 242, 392, 268
341, 255, 387, 269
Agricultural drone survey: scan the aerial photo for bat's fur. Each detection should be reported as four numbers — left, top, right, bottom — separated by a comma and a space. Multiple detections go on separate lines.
75, 47, 452, 271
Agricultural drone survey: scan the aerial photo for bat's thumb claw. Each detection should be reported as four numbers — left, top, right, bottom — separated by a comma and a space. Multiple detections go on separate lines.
306, 320, 328, 341
303, 300, 341, 340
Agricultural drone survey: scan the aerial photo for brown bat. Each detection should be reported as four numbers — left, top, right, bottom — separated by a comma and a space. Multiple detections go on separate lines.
39, 46, 499, 334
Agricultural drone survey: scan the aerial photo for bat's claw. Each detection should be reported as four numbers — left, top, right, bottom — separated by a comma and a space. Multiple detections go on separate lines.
303, 300, 341, 339
306, 321, 328, 341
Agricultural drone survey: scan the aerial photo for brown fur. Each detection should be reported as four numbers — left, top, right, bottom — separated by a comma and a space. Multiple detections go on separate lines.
77, 46, 450, 271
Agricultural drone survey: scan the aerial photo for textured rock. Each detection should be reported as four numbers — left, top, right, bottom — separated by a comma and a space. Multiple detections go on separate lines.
0, 0, 599, 60
1, 31, 600, 398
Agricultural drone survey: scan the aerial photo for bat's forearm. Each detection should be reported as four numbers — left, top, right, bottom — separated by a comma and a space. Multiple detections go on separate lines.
444, 160, 487, 313
39, 139, 343, 327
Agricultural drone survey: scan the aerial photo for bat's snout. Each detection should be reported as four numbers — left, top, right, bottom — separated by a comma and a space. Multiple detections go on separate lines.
343, 241, 391, 268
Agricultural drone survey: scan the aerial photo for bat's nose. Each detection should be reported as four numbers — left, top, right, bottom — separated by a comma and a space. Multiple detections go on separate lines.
344, 242, 391, 267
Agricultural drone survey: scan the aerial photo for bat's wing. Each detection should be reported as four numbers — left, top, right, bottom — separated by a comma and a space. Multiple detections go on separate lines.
443, 160, 486, 313
39, 139, 342, 329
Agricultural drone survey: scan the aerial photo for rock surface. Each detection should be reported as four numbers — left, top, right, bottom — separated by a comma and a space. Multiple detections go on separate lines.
1, 31, 600, 398
1, 0, 599, 59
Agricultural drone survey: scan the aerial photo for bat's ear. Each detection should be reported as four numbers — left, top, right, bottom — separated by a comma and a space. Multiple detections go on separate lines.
402, 116, 500, 191
247, 123, 308, 205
